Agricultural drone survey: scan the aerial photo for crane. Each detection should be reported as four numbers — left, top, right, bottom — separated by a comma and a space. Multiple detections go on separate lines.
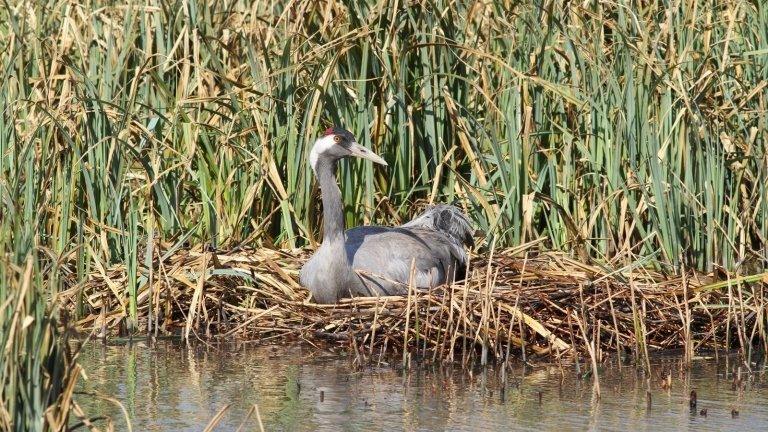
300, 127, 474, 303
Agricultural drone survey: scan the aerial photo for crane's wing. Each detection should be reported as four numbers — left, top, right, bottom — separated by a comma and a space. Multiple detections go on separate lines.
401, 204, 475, 248
344, 226, 468, 296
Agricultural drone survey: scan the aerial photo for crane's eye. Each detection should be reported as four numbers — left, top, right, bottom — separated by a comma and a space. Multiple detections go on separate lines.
333, 135, 341, 143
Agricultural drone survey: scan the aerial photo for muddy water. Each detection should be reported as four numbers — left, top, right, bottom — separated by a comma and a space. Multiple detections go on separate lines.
74, 341, 768, 431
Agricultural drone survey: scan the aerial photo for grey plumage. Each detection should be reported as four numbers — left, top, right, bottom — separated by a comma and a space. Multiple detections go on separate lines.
402, 204, 475, 249
300, 127, 474, 304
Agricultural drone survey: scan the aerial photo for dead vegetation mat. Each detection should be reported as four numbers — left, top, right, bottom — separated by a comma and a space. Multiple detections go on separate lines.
63, 244, 768, 362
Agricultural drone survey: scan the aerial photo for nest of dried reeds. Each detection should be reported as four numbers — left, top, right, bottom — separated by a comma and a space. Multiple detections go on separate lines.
65, 243, 768, 364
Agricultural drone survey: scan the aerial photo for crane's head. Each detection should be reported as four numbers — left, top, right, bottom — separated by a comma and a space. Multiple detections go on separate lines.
310, 126, 388, 171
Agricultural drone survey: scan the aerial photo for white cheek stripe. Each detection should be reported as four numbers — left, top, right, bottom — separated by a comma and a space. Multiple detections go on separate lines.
310, 135, 336, 171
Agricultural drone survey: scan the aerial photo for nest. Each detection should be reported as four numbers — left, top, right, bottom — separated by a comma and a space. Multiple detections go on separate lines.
65, 243, 768, 364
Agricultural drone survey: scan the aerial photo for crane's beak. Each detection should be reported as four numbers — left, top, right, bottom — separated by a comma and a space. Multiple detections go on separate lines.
348, 142, 388, 166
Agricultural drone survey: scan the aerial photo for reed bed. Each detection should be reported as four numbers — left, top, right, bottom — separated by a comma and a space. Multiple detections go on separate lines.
2, 0, 768, 429
66, 242, 768, 366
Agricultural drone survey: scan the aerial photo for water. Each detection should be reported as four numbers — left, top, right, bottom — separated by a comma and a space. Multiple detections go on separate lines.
74, 341, 768, 431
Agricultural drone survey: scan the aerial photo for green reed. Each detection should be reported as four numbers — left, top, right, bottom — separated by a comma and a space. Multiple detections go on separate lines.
4, 0, 766, 273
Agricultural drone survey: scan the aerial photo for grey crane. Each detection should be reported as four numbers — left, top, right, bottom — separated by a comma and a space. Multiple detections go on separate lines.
300, 126, 474, 304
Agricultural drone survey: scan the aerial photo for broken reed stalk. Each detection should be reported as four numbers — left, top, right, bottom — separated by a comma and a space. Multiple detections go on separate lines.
403, 258, 416, 368
576, 285, 601, 399
480, 239, 498, 366
59, 245, 768, 364
203, 404, 231, 432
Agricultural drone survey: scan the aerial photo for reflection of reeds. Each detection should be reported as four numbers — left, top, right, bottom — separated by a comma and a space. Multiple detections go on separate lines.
68, 244, 768, 363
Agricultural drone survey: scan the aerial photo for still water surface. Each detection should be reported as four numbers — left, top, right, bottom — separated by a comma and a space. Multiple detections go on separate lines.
75, 341, 768, 431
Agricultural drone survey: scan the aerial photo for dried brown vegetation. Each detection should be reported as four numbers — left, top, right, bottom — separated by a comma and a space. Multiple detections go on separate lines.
67, 242, 768, 366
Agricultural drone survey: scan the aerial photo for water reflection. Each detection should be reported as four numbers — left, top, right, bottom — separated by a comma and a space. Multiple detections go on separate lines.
74, 341, 768, 431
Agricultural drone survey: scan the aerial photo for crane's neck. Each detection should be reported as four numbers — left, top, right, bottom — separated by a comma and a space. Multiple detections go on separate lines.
314, 157, 346, 246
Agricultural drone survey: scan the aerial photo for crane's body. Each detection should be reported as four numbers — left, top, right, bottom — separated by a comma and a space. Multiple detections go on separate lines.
300, 127, 474, 304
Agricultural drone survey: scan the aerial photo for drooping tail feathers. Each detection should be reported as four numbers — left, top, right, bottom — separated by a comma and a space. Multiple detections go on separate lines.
402, 204, 475, 248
